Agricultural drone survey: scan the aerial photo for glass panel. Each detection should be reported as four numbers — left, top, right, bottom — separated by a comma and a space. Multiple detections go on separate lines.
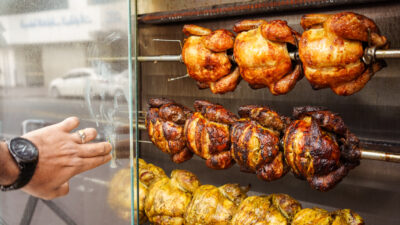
0, 0, 132, 224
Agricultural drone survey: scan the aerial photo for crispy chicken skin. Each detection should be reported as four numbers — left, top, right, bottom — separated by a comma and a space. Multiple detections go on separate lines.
185, 183, 248, 225
283, 106, 361, 191
299, 12, 389, 96
182, 24, 240, 94
331, 209, 365, 225
231, 194, 302, 225
146, 98, 193, 163
292, 208, 333, 225
145, 169, 200, 225
108, 159, 166, 223
293, 208, 364, 225
233, 20, 302, 95
231, 105, 290, 181
184, 100, 238, 169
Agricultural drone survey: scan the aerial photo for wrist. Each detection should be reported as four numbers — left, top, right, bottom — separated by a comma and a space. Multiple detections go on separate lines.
0, 141, 20, 185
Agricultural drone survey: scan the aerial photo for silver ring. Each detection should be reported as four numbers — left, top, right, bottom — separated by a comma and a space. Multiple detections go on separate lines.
77, 129, 86, 144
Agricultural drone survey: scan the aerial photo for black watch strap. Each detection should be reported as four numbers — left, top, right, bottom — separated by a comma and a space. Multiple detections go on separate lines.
0, 161, 37, 191
0, 137, 39, 191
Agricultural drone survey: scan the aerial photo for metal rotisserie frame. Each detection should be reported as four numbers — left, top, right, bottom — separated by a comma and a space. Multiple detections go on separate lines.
136, 1, 400, 224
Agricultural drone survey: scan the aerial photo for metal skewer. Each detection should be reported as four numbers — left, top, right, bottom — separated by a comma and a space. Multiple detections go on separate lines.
361, 149, 400, 163
131, 120, 400, 163
168, 74, 190, 81
136, 48, 400, 63
375, 49, 400, 59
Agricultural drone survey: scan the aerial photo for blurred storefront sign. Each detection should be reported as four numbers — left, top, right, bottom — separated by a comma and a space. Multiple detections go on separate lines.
0, 2, 126, 45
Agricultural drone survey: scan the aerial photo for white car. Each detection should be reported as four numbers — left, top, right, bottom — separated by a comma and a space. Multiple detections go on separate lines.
48, 68, 128, 100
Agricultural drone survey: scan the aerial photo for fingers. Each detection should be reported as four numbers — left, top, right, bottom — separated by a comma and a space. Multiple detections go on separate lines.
57, 117, 80, 132
79, 154, 112, 172
78, 142, 112, 158
72, 128, 97, 144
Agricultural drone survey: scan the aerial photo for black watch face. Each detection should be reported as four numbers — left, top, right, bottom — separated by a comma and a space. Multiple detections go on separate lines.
10, 138, 38, 162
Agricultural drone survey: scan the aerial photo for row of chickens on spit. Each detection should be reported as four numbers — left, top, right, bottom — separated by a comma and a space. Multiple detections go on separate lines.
181, 12, 389, 96
108, 158, 364, 225
146, 98, 360, 192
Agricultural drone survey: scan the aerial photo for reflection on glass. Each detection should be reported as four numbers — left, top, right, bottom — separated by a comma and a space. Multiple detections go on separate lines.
0, 0, 132, 224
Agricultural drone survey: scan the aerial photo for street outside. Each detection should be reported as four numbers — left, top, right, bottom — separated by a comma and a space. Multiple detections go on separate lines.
0, 86, 133, 225
0, 86, 130, 139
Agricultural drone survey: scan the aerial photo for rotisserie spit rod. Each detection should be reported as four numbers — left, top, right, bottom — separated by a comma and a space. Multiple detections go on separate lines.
115, 122, 400, 163
361, 149, 400, 163
136, 48, 400, 63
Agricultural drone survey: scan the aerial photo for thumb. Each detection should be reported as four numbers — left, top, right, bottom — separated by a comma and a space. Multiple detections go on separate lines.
56, 117, 80, 132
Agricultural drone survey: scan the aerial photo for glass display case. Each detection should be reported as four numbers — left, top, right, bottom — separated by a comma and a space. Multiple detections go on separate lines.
1, 1, 400, 225
0, 0, 135, 224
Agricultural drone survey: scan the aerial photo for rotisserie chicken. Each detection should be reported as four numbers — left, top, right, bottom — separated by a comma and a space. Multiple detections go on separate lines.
145, 169, 200, 225
231, 105, 290, 181
146, 98, 193, 163
108, 158, 365, 224
107, 158, 166, 223
233, 19, 302, 95
331, 209, 365, 225
182, 24, 240, 94
292, 208, 364, 225
184, 100, 238, 169
299, 12, 389, 95
231, 193, 302, 225
185, 183, 248, 225
283, 106, 361, 191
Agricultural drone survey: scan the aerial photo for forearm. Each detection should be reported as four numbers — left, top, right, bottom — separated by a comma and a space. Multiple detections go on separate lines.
0, 141, 19, 185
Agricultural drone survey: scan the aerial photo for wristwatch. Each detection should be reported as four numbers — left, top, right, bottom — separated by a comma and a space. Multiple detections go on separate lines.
0, 137, 39, 191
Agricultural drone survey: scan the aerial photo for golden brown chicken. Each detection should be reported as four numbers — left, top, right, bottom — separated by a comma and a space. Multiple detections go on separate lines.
233, 19, 302, 95
184, 100, 238, 169
331, 209, 365, 225
299, 12, 389, 95
146, 98, 193, 163
293, 208, 364, 225
107, 158, 167, 223
283, 106, 361, 191
231, 193, 302, 225
145, 169, 200, 225
185, 183, 248, 224
292, 208, 333, 225
182, 24, 240, 94
231, 105, 290, 181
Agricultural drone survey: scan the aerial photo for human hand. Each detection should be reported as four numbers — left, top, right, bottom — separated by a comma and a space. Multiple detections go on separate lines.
21, 117, 112, 200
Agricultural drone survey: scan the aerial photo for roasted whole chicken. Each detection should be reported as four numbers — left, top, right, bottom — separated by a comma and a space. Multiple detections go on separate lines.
145, 169, 200, 225
182, 24, 240, 94
283, 106, 361, 191
146, 98, 193, 163
184, 100, 238, 169
292, 208, 364, 225
108, 158, 365, 224
185, 183, 248, 224
299, 12, 389, 95
231, 105, 290, 181
107, 159, 166, 223
231, 194, 302, 225
233, 19, 302, 95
